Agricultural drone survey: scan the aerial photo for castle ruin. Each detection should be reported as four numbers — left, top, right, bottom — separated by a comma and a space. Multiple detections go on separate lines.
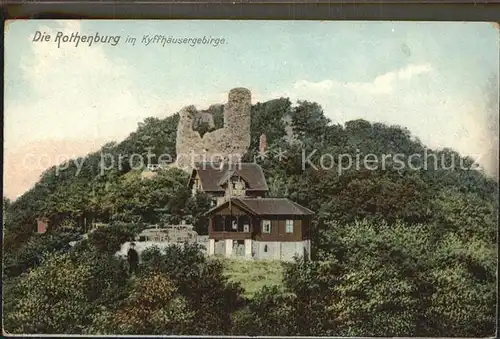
175, 88, 252, 170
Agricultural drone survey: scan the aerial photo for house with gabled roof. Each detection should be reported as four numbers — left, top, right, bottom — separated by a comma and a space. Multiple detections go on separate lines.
188, 162, 269, 206
204, 197, 313, 261
188, 161, 314, 261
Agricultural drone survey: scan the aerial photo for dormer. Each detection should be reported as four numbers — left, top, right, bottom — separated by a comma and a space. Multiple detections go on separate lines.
188, 162, 269, 203
219, 173, 248, 197
191, 173, 203, 196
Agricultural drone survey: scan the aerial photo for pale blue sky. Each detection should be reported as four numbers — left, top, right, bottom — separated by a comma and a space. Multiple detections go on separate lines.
3, 20, 499, 198
6, 21, 497, 104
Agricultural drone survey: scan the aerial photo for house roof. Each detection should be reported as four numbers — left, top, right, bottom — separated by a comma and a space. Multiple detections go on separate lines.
191, 162, 268, 192
216, 169, 239, 186
205, 197, 315, 217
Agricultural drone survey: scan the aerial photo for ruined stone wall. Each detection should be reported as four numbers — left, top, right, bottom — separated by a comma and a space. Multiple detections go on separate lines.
175, 88, 252, 170
194, 112, 215, 129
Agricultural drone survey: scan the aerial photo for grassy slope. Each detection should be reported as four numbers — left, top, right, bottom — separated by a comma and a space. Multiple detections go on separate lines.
221, 258, 285, 298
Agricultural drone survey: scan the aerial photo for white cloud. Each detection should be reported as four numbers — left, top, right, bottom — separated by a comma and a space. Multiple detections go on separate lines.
4, 21, 169, 199
293, 63, 433, 95
3, 30, 498, 200
5, 21, 164, 154
264, 63, 497, 177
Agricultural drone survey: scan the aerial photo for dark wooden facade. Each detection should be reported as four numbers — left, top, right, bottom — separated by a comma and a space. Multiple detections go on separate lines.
204, 190, 266, 201
207, 200, 312, 242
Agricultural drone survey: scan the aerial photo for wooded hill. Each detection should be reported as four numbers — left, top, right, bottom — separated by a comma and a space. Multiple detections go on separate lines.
3, 98, 498, 336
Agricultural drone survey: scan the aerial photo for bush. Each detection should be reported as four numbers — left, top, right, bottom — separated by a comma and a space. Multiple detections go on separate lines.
3, 232, 78, 278
87, 224, 135, 254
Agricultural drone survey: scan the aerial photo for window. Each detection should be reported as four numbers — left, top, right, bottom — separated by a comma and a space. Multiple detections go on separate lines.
238, 215, 250, 232
264, 245, 268, 252
214, 216, 224, 232
285, 220, 294, 233
225, 216, 237, 232
262, 220, 271, 233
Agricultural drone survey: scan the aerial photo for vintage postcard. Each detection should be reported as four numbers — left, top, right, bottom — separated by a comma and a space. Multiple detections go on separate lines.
3, 20, 499, 336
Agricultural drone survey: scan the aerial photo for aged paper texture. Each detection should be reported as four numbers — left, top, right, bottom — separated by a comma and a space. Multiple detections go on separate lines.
3, 20, 499, 336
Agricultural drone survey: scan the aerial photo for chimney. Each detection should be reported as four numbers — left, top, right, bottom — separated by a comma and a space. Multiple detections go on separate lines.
36, 217, 49, 234
259, 133, 267, 154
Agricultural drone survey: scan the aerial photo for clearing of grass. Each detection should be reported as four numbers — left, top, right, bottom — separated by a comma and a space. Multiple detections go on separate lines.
220, 258, 285, 298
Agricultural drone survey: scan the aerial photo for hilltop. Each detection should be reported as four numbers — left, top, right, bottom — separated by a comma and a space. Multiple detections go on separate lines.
3, 95, 498, 336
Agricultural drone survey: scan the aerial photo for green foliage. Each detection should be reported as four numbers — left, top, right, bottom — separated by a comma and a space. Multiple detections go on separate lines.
290, 101, 331, 143
431, 187, 497, 242
3, 95, 498, 336
89, 273, 195, 335
194, 121, 213, 138
184, 192, 212, 234
250, 98, 290, 150
97, 168, 190, 223
305, 168, 434, 225
87, 224, 135, 254
424, 235, 496, 336
139, 244, 245, 334
232, 285, 297, 336
2, 276, 25, 331
278, 219, 496, 337
4, 247, 132, 335
231, 214, 496, 337
3, 232, 78, 278
5, 252, 96, 334
222, 259, 284, 298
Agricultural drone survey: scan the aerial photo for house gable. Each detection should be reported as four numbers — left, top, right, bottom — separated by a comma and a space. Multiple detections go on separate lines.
205, 198, 257, 217
189, 162, 269, 193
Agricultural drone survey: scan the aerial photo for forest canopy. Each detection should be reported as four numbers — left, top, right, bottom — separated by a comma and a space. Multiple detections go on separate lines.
3, 97, 498, 336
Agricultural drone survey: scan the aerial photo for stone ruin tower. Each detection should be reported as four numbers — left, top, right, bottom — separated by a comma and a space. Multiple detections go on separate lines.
175, 88, 252, 170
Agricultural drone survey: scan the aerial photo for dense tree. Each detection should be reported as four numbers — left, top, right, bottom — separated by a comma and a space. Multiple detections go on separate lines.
250, 98, 290, 151
3, 94, 498, 337
290, 101, 331, 144
232, 285, 298, 336
87, 224, 135, 254
3, 232, 79, 278
89, 273, 194, 335
5, 252, 96, 334
139, 244, 245, 334
288, 219, 495, 337
183, 192, 213, 234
